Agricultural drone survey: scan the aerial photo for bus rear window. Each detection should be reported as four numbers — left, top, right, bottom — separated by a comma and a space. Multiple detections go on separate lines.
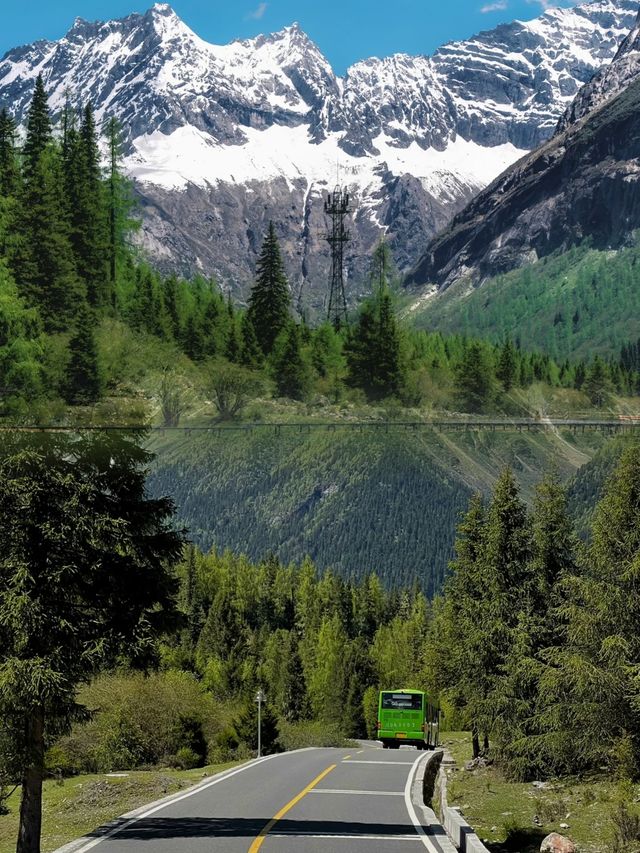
381, 693, 423, 710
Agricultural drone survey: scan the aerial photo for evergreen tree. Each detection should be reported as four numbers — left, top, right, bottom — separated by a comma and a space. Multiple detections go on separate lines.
0, 431, 183, 853
496, 476, 576, 779
247, 222, 291, 355
68, 103, 108, 307
22, 75, 51, 180
11, 144, 85, 330
426, 493, 487, 757
239, 312, 263, 369
0, 108, 19, 197
375, 289, 404, 398
64, 301, 103, 404
540, 445, 640, 777
232, 698, 280, 755
224, 318, 242, 363
104, 117, 136, 290
346, 287, 405, 401
496, 338, 517, 392
271, 323, 311, 400
584, 356, 611, 407
479, 469, 531, 742
454, 342, 495, 412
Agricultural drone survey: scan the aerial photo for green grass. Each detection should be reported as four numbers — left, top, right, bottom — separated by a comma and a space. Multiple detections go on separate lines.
0, 762, 240, 853
441, 733, 636, 853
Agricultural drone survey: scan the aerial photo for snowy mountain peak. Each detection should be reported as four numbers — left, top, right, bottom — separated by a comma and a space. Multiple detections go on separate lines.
0, 0, 638, 296
558, 3, 640, 131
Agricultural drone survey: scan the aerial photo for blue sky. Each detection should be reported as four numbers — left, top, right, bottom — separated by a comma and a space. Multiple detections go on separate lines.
1, 0, 578, 73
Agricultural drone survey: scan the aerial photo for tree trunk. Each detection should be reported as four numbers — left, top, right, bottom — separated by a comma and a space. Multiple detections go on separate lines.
17, 706, 45, 853
472, 724, 480, 759
483, 733, 490, 753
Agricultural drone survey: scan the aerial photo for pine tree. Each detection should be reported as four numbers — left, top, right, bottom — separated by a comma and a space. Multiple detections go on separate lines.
496, 475, 577, 779
375, 289, 404, 398
247, 222, 291, 355
104, 117, 137, 291
0, 430, 183, 853
67, 103, 108, 307
22, 75, 51, 180
454, 342, 495, 412
496, 338, 517, 392
346, 283, 405, 401
11, 146, 85, 330
0, 109, 19, 197
540, 445, 640, 777
64, 301, 103, 404
239, 312, 263, 369
271, 323, 311, 400
426, 493, 487, 757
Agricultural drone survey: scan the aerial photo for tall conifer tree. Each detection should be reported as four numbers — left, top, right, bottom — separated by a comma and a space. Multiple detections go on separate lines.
22, 75, 51, 179
247, 222, 291, 355
0, 109, 19, 197
65, 301, 102, 404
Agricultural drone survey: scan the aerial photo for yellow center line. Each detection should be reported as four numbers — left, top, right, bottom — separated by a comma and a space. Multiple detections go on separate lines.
248, 764, 336, 852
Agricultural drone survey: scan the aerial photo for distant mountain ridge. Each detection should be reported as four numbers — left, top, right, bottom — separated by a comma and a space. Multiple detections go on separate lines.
406, 4, 640, 296
0, 1, 636, 303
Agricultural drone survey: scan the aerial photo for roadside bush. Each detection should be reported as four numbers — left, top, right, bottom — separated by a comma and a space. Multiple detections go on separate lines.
278, 720, 348, 751
170, 747, 202, 770
52, 670, 226, 774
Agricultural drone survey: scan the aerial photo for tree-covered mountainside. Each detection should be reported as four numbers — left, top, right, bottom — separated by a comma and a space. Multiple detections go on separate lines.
406, 51, 640, 295
410, 242, 640, 362
148, 426, 607, 592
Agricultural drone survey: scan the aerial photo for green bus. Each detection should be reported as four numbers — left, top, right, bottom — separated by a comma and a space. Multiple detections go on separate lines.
377, 689, 440, 750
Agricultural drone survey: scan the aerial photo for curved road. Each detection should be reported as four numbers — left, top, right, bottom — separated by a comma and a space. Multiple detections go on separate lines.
62, 743, 456, 853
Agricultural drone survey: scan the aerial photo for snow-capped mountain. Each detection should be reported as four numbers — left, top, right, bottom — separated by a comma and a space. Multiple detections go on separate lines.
406, 6, 640, 296
0, 1, 637, 304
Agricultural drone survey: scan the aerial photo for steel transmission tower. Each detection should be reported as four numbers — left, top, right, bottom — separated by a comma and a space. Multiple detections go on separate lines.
325, 185, 351, 328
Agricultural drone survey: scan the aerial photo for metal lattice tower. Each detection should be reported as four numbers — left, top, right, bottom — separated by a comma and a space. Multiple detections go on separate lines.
325, 185, 351, 328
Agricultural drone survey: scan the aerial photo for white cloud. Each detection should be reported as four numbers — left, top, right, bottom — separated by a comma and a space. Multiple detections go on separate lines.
246, 2, 268, 20
481, 1, 507, 11
526, 0, 577, 9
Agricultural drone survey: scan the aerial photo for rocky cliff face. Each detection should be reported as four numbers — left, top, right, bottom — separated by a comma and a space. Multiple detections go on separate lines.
0, 1, 636, 307
406, 6, 640, 295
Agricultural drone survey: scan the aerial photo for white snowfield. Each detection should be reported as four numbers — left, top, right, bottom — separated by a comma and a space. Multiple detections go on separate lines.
125, 123, 524, 199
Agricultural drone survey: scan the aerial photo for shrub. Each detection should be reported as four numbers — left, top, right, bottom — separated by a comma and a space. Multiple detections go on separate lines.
52, 670, 226, 774
170, 747, 201, 770
278, 720, 349, 751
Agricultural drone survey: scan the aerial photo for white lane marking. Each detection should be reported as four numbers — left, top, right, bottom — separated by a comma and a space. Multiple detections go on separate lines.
69, 753, 283, 853
343, 760, 416, 765
271, 833, 422, 841
404, 754, 443, 853
310, 789, 404, 796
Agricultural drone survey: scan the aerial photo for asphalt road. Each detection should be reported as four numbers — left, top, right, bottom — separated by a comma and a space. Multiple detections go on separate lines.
67, 743, 455, 853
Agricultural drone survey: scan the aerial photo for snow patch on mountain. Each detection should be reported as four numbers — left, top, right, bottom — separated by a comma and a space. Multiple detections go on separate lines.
126, 122, 524, 203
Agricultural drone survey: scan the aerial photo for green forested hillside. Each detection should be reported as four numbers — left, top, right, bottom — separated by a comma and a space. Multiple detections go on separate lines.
148, 426, 607, 592
411, 242, 640, 361
567, 438, 626, 537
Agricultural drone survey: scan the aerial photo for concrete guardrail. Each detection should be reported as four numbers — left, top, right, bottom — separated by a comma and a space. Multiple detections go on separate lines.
422, 750, 491, 853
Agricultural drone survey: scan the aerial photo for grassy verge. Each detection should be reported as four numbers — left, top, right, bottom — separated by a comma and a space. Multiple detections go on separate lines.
441, 733, 635, 853
0, 762, 240, 853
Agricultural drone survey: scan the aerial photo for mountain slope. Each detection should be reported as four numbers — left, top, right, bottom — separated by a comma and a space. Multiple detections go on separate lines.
0, 1, 636, 303
406, 17, 640, 298
147, 427, 605, 593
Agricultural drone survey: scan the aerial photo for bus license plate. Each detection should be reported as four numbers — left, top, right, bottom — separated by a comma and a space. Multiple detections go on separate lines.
396, 733, 407, 738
